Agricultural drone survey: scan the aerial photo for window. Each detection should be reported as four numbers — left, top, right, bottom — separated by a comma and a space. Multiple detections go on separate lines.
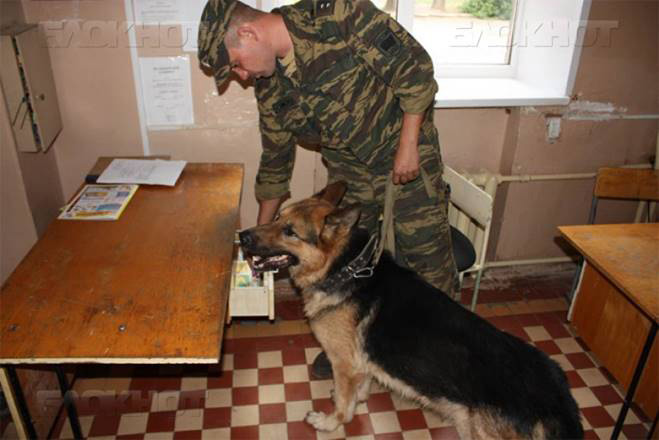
405, 0, 517, 66
395, 0, 593, 107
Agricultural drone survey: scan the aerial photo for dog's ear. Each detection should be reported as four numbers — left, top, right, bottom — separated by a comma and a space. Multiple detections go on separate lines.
313, 181, 347, 206
324, 204, 361, 231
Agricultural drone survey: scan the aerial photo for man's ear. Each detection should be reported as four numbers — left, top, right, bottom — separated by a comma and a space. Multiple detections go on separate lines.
236, 24, 257, 41
313, 181, 347, 207
324, 204, 361, 231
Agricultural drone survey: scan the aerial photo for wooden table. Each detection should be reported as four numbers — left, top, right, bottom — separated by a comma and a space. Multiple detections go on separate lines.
560, 223, 658, 439
0, 163, 243, 438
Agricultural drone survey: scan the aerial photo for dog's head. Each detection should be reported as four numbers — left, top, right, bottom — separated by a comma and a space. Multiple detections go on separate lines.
239, 181, 361, 288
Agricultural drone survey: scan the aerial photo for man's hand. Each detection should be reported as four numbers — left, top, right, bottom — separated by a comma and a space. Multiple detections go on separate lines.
393, 112, 424, 185
393, 141, 420, 184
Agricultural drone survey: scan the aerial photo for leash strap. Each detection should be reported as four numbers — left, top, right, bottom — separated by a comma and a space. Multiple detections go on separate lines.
373, 168, 435, 267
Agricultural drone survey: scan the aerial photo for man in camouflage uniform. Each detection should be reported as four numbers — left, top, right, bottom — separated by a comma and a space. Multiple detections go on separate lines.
198, 0, 458, 298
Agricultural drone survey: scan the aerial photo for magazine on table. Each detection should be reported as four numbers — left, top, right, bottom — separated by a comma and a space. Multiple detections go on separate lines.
58, 184, 139, 221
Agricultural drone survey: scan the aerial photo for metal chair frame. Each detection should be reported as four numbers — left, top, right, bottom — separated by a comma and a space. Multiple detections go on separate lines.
443, 166, 495, 311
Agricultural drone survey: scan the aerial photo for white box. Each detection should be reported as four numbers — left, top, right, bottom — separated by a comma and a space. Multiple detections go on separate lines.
227, 239, 276, 323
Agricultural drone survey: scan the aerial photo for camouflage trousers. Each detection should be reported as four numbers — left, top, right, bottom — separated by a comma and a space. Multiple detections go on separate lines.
322, 142, 459, 298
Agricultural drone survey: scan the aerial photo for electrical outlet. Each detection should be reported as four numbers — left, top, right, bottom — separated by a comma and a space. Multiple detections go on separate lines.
546, 116, 561, 143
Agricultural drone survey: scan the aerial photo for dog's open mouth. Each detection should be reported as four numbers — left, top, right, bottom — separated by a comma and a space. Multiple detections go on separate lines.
249, 253, 298, 272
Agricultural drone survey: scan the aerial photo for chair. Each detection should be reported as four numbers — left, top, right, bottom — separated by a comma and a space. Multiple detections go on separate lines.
588, 167, 659, 224
443, 166, 495, 311
567, 167, 659, 315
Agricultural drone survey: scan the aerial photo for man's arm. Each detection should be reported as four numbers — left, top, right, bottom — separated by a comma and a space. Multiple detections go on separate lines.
253, 79, 296, 222
393, 112, 424, 185
257, 197, 285, 225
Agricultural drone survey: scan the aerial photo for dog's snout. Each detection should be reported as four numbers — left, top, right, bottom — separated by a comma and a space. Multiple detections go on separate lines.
239, 230, 254, 248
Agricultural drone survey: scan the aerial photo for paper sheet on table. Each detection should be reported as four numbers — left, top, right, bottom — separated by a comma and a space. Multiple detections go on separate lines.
97, 159, 187, 186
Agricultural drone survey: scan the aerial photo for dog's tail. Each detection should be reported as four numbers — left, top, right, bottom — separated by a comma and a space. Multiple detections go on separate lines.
541, 386, 584, 439
541, 409, 583, 440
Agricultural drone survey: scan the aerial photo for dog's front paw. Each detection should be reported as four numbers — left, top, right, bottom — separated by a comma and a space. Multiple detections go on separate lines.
305, 411, 340, 432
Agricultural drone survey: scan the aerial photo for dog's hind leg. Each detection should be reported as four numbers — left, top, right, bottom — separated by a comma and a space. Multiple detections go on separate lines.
432, 400, 479, 440
356, 374, 372, 402
306, 368, 366, 431
452, 410, 475, 440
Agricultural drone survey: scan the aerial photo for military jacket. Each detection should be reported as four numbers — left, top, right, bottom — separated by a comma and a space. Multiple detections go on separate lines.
255, 0, 439, 201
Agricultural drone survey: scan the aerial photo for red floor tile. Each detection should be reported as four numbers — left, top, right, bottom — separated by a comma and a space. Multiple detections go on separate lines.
285, 382, 312, 401
582, 406, 616, 428
259, 403, 287, 424
311, 398, 334, 414
207, 370, 233, 389
174, 429, 202, 439
231, 425, 260, 439
88, 413, 121, 437
534, 340, 561, 355
146, 410, 176, 433
536, 311, 564, 326
367, 392, 396, 413
275, 299, 306, 320
344, 414, 374, 436
282, 348, 307, 366
233, 352, 258, 369
116, 434, 143, 440
203, 407, 232, 429
232, 386, 259, 406
396, 409, 428, 431
287, 421, 318, 439
514, 313, 539, 327
622, 423, 649, 439
566, 352, 595, 369
544, 322, 571, 338
590, 385, 623, 405
258, 367, 284, 385
375, 432, 405, 440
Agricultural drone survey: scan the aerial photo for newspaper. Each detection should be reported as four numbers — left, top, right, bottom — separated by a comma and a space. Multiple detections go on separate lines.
97, 159, 186, 186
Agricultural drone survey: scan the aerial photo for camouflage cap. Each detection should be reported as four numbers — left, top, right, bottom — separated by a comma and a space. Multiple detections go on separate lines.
198, 0, 238, 87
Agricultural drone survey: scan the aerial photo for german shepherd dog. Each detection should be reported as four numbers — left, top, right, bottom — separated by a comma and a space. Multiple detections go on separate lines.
239, 182, 583, 439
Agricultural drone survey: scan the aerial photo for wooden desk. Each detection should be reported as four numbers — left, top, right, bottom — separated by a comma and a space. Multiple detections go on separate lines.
0, 163, 243, 437
560, 223, 658, 438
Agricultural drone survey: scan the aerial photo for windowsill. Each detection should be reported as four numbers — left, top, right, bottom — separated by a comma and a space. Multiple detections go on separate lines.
434, 78, 571, 109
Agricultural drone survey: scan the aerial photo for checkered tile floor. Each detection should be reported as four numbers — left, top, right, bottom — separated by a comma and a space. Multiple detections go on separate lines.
1, 309, 653, 439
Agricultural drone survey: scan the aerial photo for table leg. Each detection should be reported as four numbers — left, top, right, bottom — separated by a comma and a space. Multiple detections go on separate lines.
611, 322, 657, 440
648, 412, 657, 439
55, 366, 83, 440
0, 366, 37, 439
